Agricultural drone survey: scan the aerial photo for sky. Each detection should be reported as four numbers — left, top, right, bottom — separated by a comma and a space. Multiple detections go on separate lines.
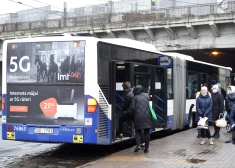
0, 0, 114, 15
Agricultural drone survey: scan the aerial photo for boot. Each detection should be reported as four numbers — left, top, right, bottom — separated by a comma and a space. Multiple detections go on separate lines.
200, 138, 206, 145
214, 133, 220, 138
209, 138, 214, 145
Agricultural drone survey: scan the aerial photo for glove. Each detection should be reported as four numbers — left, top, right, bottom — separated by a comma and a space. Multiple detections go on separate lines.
200, 114, 204, 117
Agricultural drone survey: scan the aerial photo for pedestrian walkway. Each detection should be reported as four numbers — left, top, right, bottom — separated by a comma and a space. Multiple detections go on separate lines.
79, 128, 235, 168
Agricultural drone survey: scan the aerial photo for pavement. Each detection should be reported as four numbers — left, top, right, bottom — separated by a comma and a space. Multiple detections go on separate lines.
78, 128, 235, 168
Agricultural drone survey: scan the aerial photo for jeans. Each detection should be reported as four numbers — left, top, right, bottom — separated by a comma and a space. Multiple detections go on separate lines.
119, 113, 133, 134
201, 128, 211, 139
135, 129, 150, 151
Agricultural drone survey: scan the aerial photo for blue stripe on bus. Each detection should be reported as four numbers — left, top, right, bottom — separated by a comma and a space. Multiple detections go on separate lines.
155, 104, 164, 112
156, 114, 164, 121
115, 115, 131, 128
155, 95, 164, 103
116, 104, 122, 110
115, 93, 125, 101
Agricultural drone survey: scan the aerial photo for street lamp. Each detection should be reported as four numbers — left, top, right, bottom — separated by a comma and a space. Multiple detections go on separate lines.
211, 51, 219, 56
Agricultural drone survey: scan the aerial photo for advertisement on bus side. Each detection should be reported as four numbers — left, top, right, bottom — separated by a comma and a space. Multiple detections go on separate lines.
7, 85, 85, 125
7, 41, 85, 83
6, 41, 86, 125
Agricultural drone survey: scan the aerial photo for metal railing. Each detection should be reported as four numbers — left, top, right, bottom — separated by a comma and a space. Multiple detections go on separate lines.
1, 1, 235, 33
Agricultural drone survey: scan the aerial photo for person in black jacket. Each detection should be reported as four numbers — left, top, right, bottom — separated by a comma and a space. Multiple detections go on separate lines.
211, 84, 224, 138
229, 104, 235, 144
130, 85, 153, 153
225, 86, 235, 132
118, 82, 134, 138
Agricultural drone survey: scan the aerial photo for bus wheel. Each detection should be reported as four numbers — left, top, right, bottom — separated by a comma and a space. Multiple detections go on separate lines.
188, 111, 194, 129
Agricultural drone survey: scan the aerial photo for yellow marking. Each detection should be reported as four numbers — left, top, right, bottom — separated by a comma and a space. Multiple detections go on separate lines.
7, 132, 15, 140
103, 156, 144, 162
73, 135, 83, 143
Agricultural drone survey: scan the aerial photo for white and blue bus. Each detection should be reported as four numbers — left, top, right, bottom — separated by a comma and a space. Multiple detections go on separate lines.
1, 34, 232, 144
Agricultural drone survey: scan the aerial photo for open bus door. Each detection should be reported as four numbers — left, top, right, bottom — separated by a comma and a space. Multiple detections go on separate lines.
152, 67, 168, 130
110, 61, 168, 142
110, 61, 134, 142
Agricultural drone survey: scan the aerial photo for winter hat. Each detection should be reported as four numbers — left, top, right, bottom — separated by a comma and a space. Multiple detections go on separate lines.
201, 86, 208, 91
211, 80, 217, 86
212, 84, 219, 91
230, 86, 235, 93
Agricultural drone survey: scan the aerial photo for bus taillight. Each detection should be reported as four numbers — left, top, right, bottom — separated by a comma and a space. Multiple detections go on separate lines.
2, 97, 5, 111
8, 125, 13, 132
87, 98, 98, 113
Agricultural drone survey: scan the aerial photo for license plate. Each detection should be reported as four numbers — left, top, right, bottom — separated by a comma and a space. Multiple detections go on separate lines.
34, 128, 53, 134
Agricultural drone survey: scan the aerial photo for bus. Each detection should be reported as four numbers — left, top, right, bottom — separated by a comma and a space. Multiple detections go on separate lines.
1, 34, 232, 145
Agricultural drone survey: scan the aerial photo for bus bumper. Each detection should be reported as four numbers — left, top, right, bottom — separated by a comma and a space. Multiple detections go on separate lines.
2, 123, 98, 144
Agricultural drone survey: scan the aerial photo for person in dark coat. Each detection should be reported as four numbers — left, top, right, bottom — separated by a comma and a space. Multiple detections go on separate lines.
211, 84, 224, 138
196, 83, 211, 138
130, 85, 153, 153
225, 86, 235, 132
229, 104, 235, 144
196, 86, 213, 145
118, 82, 134, 138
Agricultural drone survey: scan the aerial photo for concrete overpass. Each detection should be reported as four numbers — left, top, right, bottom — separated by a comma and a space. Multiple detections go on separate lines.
0, 2, 235, 69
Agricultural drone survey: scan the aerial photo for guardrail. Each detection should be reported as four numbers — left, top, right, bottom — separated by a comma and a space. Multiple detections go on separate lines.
0, 1, 235, 33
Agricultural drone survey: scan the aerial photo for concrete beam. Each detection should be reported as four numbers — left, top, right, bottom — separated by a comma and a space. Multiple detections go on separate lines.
164, 25, 175, 40
209, 21, 220, 37
186, 23, 197, 39
89, 30, 98, 38
125, 29, 135, 40
107, 29, 116, 38
144, 26, 154, 40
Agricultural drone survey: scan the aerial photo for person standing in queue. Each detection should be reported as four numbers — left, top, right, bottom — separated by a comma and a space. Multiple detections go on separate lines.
229, 104, 235, 144
225, 86, 235, 133
118, 82, 134, 138
130, 85, 153, 153
211, 84, 224, 138
196, 83, 211, 138
196, 86, 213, 145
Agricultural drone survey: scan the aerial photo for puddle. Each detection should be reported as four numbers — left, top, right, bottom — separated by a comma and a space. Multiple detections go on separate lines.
198, 150, 216, 154
186, 159, 206, 164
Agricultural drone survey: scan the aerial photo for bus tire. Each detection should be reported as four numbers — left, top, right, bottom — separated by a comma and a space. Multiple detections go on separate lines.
188, 111, 194, 128
187, 104, 195, 129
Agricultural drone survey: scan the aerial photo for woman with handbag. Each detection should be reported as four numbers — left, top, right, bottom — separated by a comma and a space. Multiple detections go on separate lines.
211, 84, 224, 138
196, 83, 211, 138
130, 85, 153, 153
196, 86, 213, 145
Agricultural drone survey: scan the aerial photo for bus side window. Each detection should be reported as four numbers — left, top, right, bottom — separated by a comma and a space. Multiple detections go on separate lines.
167, 68, 173, 99
187, 71, 199, 99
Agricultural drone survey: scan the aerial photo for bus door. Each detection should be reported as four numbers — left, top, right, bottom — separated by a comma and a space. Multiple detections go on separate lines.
110, 61, 134, 141
153, 67, 167, 129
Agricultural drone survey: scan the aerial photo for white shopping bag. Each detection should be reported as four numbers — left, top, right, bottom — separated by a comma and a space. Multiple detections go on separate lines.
197, 117, 208, 129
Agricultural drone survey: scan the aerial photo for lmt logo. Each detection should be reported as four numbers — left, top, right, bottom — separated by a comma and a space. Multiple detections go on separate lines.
58, 73, 70, 80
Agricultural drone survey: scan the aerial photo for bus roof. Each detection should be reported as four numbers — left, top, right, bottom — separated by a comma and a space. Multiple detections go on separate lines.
3, 35, 232, 71
164, 52, 232, 71
99, 38, 157, 52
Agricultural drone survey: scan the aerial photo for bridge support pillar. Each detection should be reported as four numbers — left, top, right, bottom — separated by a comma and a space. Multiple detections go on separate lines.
209, 21, 220, 37
186, 23, 197, 39
125, 29, 135, 40
144, 26, 154, 40
107, 29, 116, 38
164, 25, 175, 40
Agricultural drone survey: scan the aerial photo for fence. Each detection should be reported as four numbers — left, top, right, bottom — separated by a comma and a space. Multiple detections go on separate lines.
1, 1, 235, 33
